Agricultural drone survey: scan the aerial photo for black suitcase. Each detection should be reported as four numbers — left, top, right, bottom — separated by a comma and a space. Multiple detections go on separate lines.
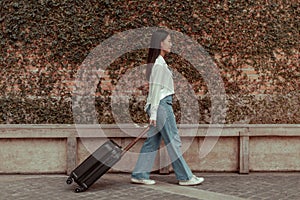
66, 127, 149, 193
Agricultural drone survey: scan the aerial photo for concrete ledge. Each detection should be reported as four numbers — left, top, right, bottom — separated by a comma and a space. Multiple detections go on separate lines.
0, 124, 299, 174
1, 124, 299, 137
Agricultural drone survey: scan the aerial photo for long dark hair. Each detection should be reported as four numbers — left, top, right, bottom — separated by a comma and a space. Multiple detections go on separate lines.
146, 29, 169, 81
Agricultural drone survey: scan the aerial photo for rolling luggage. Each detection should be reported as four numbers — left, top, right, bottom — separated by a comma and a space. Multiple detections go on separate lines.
66, 126, 149, 193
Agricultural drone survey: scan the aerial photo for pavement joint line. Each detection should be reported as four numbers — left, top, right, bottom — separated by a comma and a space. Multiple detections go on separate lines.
138, 180, 247, 200
0, 174, 64, 182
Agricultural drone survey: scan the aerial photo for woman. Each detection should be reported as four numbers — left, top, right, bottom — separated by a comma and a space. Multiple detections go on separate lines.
131, 29, 204, 186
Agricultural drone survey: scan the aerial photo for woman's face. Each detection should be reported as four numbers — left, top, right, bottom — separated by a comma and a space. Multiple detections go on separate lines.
160, 35, 172, 54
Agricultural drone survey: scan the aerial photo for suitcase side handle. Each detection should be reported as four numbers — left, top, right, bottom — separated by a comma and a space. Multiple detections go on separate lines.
121, 126, 150, 155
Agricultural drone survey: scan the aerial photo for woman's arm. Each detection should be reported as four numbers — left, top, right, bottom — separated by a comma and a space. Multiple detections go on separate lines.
148, 64, 163, 121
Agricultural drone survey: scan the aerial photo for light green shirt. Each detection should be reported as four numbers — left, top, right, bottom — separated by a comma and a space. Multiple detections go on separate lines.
145, 55, 175, 120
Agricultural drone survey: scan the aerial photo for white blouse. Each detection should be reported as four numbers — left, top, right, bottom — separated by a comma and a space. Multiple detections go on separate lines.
145, 55, 175, 121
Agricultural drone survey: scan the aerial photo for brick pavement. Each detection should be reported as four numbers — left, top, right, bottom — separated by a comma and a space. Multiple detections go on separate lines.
0, 173, 299, 200
152, 173, 300, 200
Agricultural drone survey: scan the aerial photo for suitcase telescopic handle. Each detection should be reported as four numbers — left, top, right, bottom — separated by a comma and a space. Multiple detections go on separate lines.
122, 126, 150, 154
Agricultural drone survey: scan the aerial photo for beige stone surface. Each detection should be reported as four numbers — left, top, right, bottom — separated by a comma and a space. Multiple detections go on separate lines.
249, 136, 300, 171
183, 137, 239, 172
0, 124, 299, 174
0, 138, 66, 173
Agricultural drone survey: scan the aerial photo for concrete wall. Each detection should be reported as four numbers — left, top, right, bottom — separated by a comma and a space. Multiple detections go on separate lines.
0, 124, 299, 174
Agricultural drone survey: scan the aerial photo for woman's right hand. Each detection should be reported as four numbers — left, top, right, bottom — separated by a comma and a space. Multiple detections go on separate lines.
149, 119, 156, 127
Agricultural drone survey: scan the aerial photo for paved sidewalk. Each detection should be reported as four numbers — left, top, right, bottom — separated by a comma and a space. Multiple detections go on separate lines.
0, 172, 300, 200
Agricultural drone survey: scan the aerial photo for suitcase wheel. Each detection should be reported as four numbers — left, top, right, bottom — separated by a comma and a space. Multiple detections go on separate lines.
75, 187, 86, 193
66, 177, 73, 185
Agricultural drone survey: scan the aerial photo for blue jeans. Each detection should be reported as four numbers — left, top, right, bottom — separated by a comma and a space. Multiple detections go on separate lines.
131, 95, 193, 181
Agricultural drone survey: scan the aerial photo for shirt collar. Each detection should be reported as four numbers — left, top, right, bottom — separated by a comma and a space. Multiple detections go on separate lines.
156, 55, 167, 64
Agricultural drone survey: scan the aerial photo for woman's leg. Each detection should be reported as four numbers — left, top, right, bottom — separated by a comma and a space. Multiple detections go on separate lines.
131, 126, 162, 180
157, 97, 193, 181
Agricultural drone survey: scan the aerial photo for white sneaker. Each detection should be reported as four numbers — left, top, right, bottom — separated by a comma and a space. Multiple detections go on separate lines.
131, 178, 156, 185
179, 175, 204, 186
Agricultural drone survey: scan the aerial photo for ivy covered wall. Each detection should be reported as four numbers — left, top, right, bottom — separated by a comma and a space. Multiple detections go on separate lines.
0, 0, 299, 124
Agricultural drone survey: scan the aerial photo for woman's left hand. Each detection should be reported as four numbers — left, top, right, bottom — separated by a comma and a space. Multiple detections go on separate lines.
149, 119, 156, 127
